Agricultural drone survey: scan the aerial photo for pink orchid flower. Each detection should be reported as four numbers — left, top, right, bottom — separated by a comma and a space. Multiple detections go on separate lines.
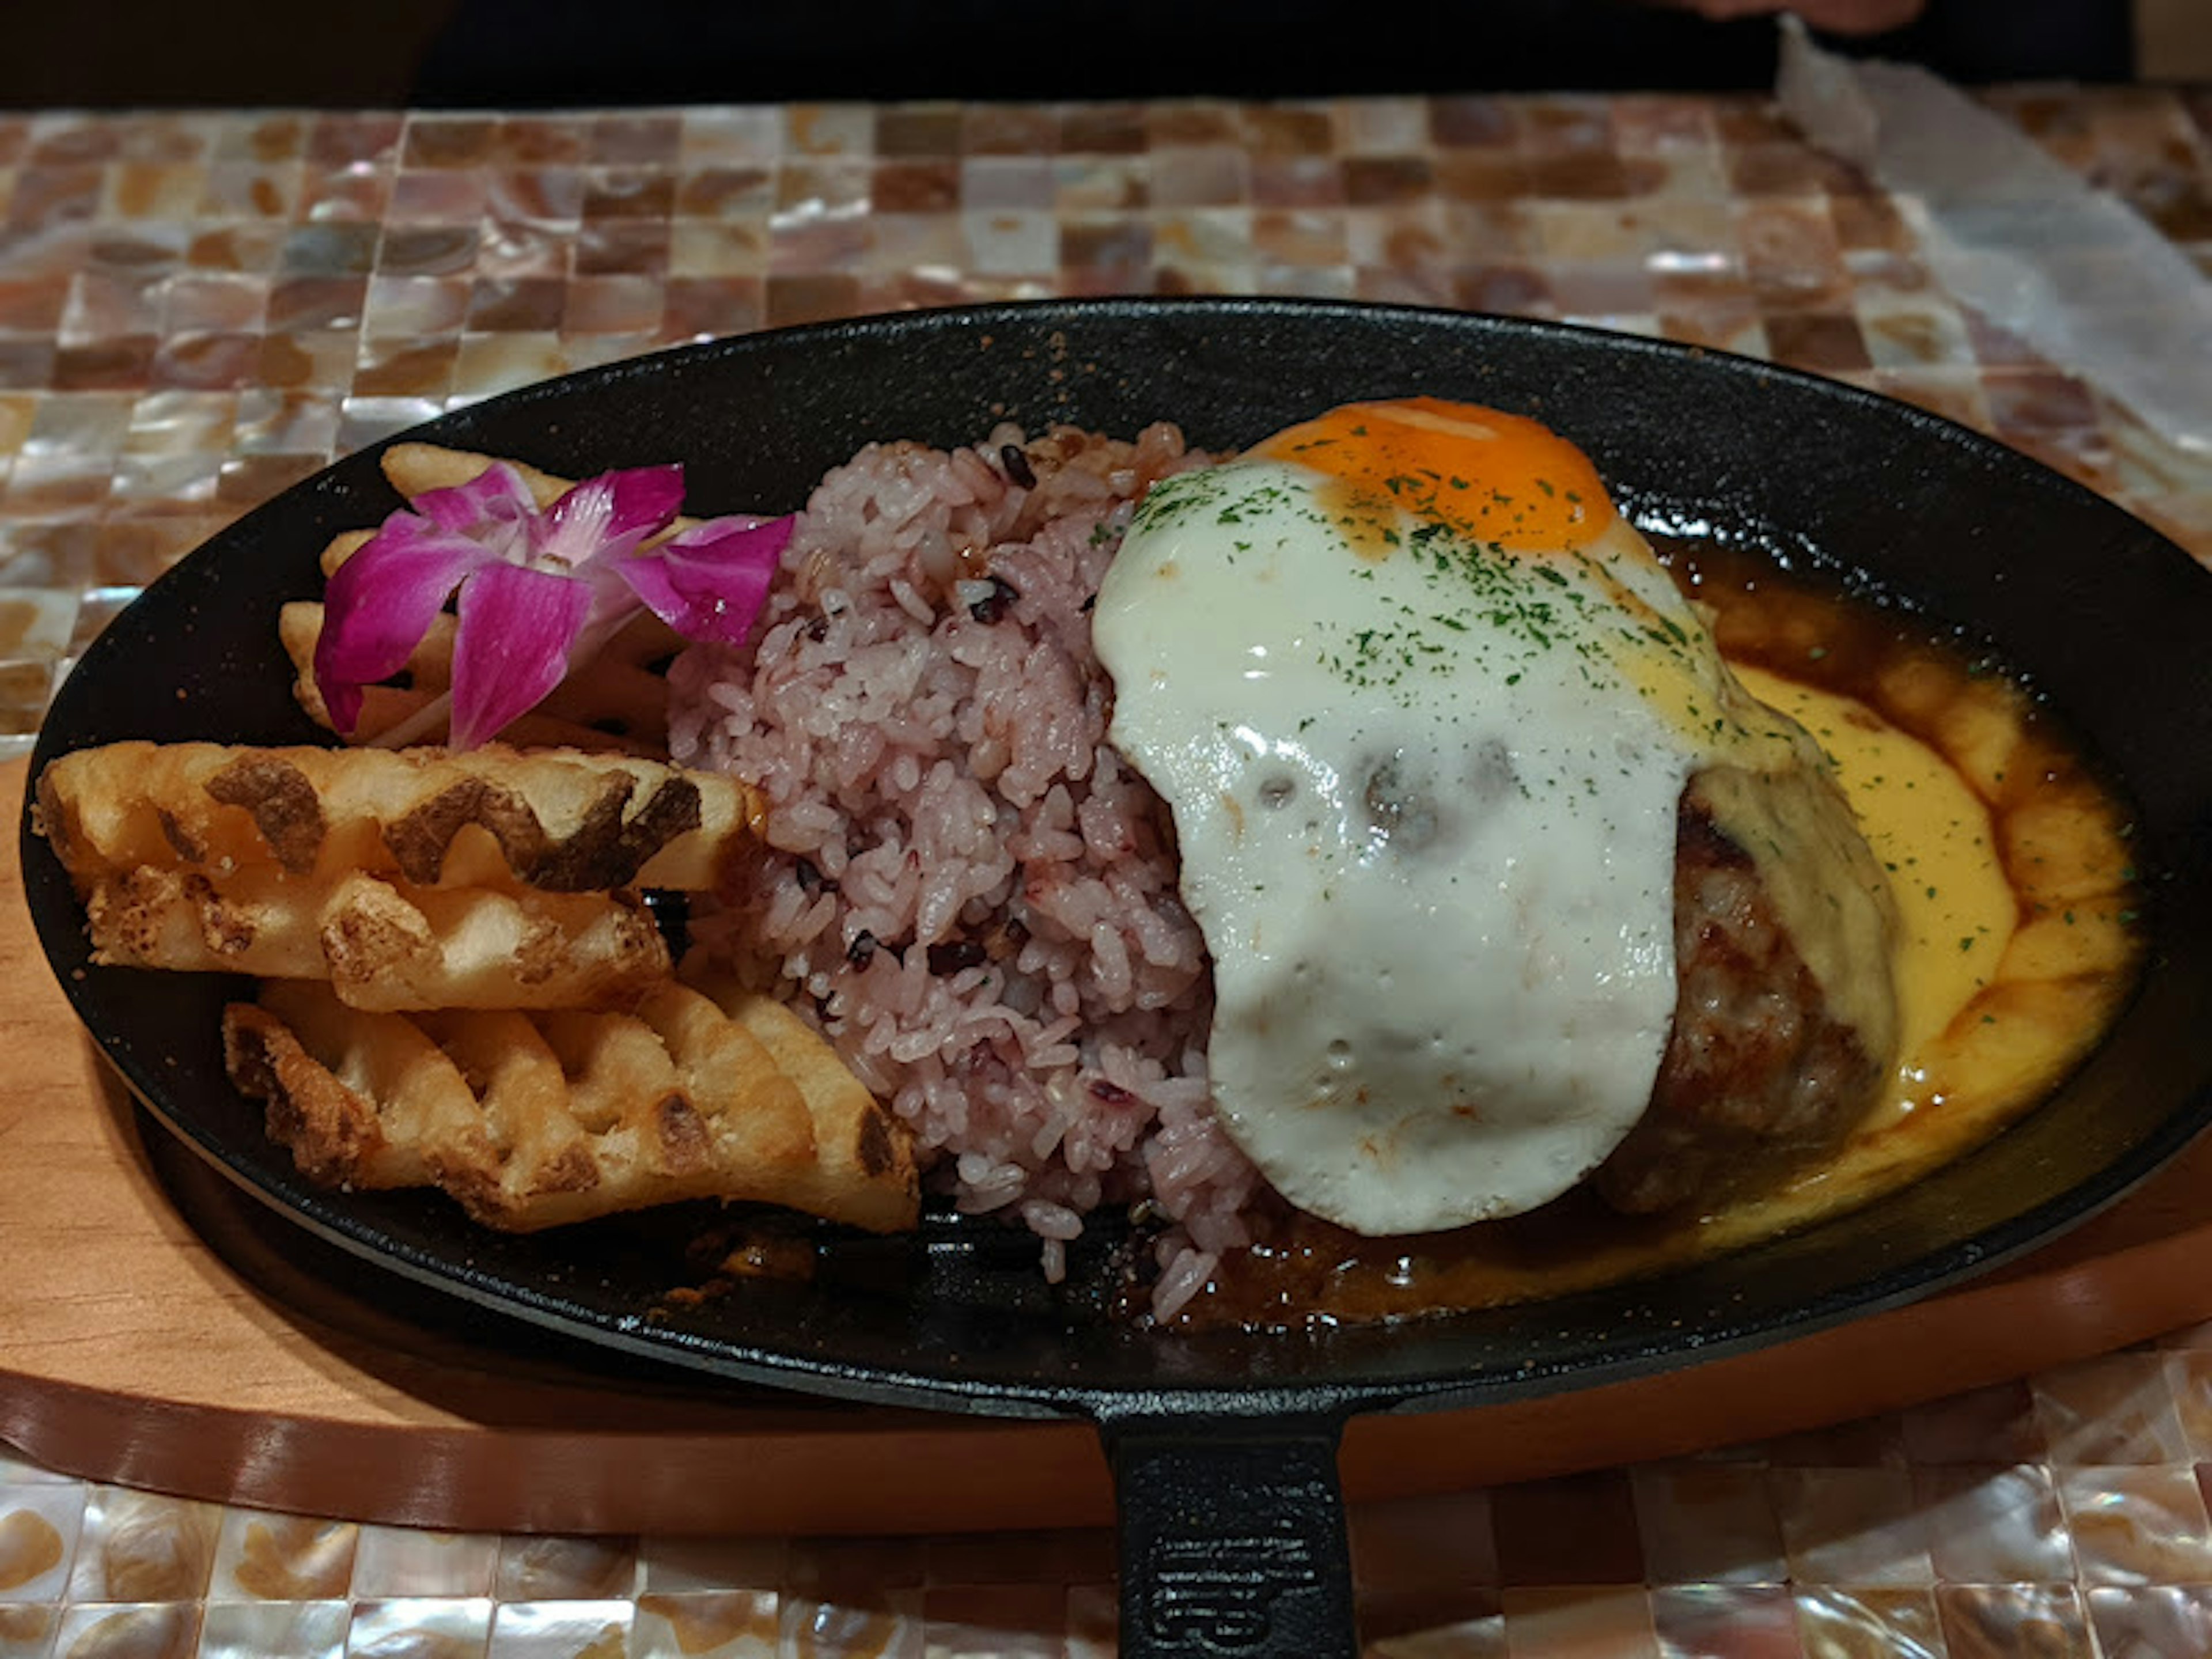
314, 460, 790, 749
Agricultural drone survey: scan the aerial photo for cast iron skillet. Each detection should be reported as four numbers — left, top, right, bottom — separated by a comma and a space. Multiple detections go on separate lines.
23, 298, 2212, 1657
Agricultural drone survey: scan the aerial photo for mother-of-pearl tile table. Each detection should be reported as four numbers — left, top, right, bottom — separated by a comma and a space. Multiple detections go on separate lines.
1, 88, 2210, 1658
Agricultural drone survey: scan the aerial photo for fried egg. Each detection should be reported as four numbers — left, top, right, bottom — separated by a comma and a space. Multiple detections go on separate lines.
1092, 397, 1895, 1236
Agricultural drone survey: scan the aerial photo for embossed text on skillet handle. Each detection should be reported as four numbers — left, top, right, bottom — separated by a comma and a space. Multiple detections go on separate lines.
1102, 1411, 1355, 1659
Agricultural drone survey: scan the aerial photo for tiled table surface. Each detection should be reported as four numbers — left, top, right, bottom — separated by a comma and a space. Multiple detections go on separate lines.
1, 90, 2210, 1657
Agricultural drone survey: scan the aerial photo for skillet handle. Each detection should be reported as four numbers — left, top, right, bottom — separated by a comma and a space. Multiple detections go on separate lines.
1101, 1412, 1357, 1659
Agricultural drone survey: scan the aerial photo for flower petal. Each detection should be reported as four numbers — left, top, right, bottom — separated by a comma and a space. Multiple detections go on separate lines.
313, 516, 495, 734
448, 560, 593, 748
540, 465, 685, 570
412, 461, 539, 536
618, 515, 791, 645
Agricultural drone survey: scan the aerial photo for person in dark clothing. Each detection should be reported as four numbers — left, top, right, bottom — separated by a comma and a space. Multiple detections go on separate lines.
410, 0, 2136, 107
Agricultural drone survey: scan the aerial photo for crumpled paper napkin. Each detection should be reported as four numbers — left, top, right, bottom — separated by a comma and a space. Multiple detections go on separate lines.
1776, 17, 2212, 455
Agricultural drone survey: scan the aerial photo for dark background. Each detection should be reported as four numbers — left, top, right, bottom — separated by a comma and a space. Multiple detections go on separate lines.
0, 0, 2144, 111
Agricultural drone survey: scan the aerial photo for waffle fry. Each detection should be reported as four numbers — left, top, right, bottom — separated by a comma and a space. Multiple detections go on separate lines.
319, 873, 671, 1011
222, 979, 482, 1189
33, 740, 753, 1009
36, 741, 755, 895
684, 968, 923, 1235
72, 863, 671, 1010
223, 979, 918, 1233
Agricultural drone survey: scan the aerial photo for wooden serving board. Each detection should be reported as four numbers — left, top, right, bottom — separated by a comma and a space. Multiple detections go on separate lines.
8, 754, 2212, 1536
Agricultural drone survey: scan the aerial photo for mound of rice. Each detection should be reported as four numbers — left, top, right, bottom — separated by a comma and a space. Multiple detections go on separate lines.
666, 423, 1260, 1317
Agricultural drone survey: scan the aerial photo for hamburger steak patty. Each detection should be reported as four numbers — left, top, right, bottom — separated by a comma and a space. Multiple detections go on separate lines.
1592, 781, 1889, 1215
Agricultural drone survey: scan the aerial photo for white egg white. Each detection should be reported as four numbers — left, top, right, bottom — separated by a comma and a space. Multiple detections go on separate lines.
1093, 446, 1874, 1236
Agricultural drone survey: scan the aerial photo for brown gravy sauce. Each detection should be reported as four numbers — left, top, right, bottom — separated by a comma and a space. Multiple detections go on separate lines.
1152, 535, 2146, 1332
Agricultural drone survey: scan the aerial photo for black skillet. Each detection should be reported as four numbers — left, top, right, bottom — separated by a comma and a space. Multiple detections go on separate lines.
24, 298, 2212, 1657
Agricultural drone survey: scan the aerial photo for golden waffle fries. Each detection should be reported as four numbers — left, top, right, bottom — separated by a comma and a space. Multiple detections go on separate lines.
35, 741, 759, 1010
320, 873, 671, 1011
42, 438, 922, 1245
37, 741, 753, 893
223, 979, 919, 1233
79, 865, 671, 1010
683, 968, 924, 1236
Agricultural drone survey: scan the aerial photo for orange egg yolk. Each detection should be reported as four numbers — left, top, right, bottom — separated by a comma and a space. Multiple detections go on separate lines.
1251, 396, 1619, 559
